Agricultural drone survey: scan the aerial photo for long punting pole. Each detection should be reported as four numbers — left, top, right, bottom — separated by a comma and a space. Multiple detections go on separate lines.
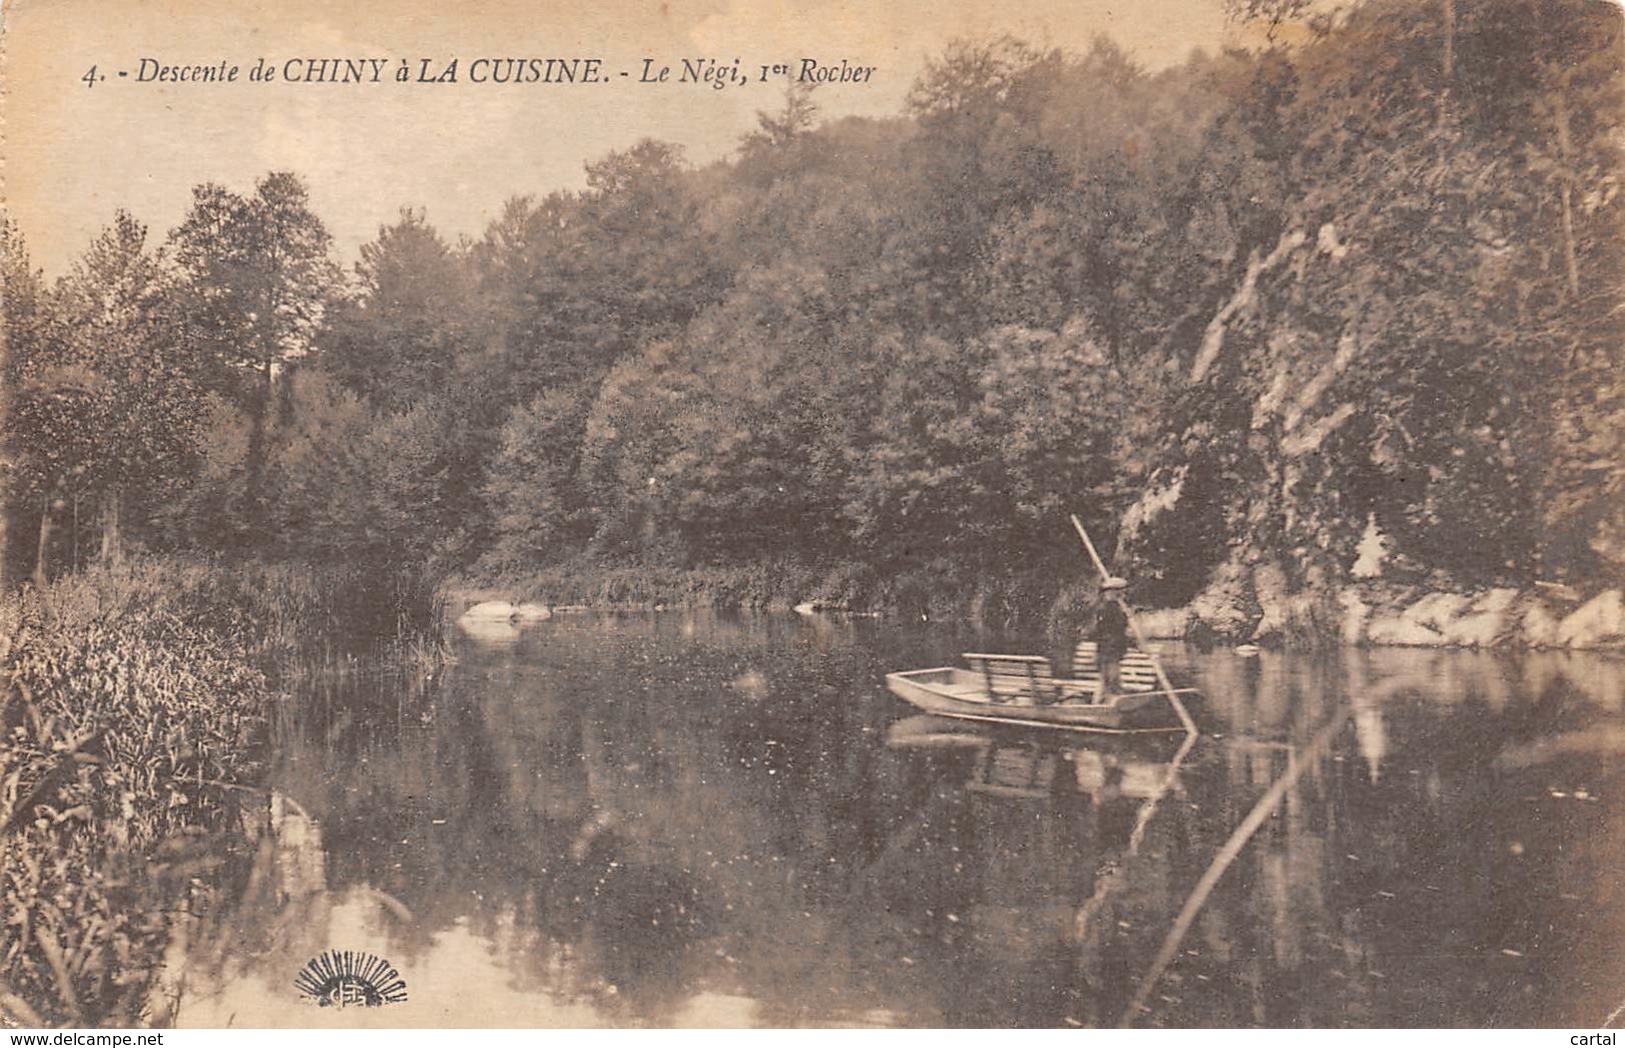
1068, 513, 1198, 736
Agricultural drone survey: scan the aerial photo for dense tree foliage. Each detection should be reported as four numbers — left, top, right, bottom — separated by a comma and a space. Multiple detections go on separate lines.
166, 172, 339, 545
3, 0, 1619, 619
4, 215, 209, 584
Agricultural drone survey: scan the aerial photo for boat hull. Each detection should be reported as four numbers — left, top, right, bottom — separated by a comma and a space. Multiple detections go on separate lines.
885, 667, 1190, 734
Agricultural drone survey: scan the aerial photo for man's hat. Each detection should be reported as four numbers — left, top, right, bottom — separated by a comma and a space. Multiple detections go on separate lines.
1101, 576, 1129, 592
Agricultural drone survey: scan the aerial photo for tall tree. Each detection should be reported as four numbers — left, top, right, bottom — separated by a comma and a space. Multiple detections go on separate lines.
168, 172, 337, 542
324, 208, 471, 413
7, 214, 206, 581
0, 220, 50, 585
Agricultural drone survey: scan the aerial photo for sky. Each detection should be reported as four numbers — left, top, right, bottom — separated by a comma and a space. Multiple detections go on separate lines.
3, 0, 1242, 277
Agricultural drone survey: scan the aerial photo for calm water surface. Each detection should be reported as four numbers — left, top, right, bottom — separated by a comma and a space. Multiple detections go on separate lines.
172, 611, 1625, 1027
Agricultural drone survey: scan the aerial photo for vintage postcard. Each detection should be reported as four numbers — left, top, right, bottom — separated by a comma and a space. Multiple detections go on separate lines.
2, 0, 1623, 1032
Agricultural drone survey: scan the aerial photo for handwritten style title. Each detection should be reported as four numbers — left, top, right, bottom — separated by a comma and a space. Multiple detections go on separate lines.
80, 56, 878, 90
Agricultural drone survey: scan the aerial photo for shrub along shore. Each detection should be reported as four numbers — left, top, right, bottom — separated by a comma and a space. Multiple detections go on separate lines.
453, 558, 1625, 652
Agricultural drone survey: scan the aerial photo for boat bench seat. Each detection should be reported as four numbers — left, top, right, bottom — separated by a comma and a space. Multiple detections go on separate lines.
1119, 653, 1161, 692
960, 646, 1166, 706
1068, 642, 1162, 697
1068, 642, 1104, 702
962, 653, 1058, 704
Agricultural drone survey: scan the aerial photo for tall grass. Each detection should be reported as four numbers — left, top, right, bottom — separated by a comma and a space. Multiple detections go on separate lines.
0, 555, 446, 1027
46, 556, 448, 662
0, 572, 270, 1024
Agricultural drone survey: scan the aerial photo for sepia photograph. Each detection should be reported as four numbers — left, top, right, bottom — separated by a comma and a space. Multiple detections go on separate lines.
1, 0, 1623, 1031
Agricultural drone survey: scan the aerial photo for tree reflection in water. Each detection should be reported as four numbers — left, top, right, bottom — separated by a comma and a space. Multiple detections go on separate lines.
167, 612, 1625, 1028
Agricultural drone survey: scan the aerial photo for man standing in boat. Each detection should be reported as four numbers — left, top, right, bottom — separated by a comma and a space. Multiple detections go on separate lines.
1096, 576, 1131, 697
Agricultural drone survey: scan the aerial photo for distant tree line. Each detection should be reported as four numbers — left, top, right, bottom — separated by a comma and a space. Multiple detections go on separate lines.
3, 0, 1620, 607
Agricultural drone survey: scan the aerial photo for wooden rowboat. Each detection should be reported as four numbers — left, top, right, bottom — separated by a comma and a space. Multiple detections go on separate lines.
883, 516, 1203, 736
885, 663, 1196, 734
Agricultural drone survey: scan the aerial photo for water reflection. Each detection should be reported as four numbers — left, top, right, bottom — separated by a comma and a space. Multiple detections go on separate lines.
171, 612, 1625, 1027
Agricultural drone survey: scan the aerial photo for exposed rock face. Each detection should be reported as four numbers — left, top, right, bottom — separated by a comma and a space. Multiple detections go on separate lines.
1557, 590, 1625, 649
1366, 593, 1471, 647
1137, 607, 1193, 640
1451, 588, 1520, 647
1337, 588, 1371, 646
1249, 562, 1293, 641
1362, 590, 1522, 648
1520, 600, 1564, 648
1185, 555, 1259, 639
1151, 580, 1624, 650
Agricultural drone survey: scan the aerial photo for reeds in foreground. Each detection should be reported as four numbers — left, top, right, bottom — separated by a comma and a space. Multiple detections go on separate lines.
0, 555, 443, 1027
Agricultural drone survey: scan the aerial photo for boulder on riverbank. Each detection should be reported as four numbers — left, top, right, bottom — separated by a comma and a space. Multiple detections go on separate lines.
454, 598, 552, 637
461, 600, 519, 622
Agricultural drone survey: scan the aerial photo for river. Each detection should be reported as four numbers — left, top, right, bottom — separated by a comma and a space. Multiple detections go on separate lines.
167, 610, 1625, 1027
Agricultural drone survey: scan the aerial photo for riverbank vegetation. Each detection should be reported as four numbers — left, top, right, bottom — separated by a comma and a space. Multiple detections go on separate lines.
0, 558, 445, 1025
4, 0, 1621, 638
471, 554, 1107, 632
1, 565, 258, 1024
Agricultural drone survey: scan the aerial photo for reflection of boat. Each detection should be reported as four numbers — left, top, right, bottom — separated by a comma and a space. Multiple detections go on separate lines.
886, 715, 1190, 800
969, 743, 1063, 799
885, 662, 1195, 734
883, 714, 993, 749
